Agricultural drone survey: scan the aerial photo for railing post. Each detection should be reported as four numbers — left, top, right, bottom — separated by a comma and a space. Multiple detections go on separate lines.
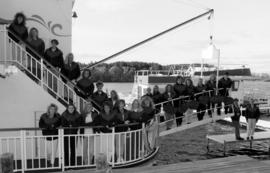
111, 127, 115, 167
59, 129, 65, 172
40, 59, 44, 87
20, 130, 26, 173
141, 123, 145, 158
3, 25, 7, 68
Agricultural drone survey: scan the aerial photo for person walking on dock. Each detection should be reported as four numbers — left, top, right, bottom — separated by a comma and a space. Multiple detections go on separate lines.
245, 98, 260, 140
231, 99, 244, 140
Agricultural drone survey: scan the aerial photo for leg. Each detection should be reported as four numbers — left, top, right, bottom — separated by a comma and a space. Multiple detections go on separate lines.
46, 139, 52, 164
89, 136, 95, 164
233, 121, 241, 139
217, 103, 221, 115
51, 139, 58, 165
251, 119, 256, 137
83, 137, 89, 164
247, 119, 251, 139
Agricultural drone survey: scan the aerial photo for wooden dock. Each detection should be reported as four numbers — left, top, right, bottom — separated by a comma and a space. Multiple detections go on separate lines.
207, 131, 270, 155
65, 155, 270, 173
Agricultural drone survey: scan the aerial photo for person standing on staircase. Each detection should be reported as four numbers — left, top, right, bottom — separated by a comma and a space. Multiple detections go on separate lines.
8, 12, 28, 43
61, 53, 81, 83
44, 39, 64, 93
92, 81, 108, 111
75, 69, 94, 100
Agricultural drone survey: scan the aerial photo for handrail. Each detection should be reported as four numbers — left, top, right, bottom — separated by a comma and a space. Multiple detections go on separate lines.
0, 122, 143, 132
5, 27, 101, 110
154, 88, 224, 107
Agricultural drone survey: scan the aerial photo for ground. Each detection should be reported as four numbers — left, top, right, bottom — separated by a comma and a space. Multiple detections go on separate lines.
154, 120, 270, 166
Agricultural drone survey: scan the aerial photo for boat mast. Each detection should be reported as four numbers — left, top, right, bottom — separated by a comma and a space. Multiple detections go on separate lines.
83, 9, 214, 70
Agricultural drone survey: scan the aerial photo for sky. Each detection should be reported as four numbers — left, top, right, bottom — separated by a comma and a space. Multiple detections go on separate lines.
72, 0, 270, 73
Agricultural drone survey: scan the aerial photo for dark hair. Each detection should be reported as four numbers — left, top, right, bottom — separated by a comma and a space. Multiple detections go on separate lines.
51, 39, 59, 45
185, 78, 193, 87
28, 27, 39, 41
13, 12, 26, 26
118, 99, 125, 106
110, 90, 119, 100
96, 81, 104, 87
225, 72, 229, 76
165, 84, 174, 93
82, 69, 91, 79
67, 104, 76, 113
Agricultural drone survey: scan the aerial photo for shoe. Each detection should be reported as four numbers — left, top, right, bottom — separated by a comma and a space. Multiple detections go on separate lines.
251, 136, 254, 140
236, 137, 244, 141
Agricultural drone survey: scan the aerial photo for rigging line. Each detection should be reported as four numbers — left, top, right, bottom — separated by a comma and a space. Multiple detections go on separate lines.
82, 9, 214, 70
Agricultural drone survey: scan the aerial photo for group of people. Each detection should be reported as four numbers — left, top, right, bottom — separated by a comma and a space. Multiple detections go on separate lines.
39, 93, 157, 166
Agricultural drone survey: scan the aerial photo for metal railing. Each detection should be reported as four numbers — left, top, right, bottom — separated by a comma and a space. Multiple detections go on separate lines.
0, 123, 158, 172
0, 25, 99, 113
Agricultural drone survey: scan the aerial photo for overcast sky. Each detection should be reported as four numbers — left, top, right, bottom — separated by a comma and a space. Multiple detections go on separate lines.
72, 0, 270, 73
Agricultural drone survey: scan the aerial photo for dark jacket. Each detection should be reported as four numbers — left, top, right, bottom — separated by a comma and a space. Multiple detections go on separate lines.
39, 113, 61, 140
107, 98, 119, 111
141, 107, 155, 124
8, 23, 28, 42
218, 77, 233, 96
152, 91, 162, 113
195, 84, 207, 99
79, 111, 99, 134
245, 105, 260, 120
26, 38, 45, 59
231, 104, 241, 121
44, 47, 64, 69
185, 85, 196, 100
173, 83, 186, 97
114, 109, 130, 132
92, 91, 108, 110
142, 93, 153, 98
95, 111, 116, 133
61, 62, 81, 82
129, 110, 143, 130
61, 110, 81, 135
162, 92, 176, 114
205, 80, 217, 97
75, 78, 95, 99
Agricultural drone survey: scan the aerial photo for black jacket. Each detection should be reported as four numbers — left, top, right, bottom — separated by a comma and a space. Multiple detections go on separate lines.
141, 107, 155, 124
61, 62, 81, 82
129, 111, 143, 130
39, 113, 61, 139
61, 110, 81, 135
114, 109, 131, 132
8, 23, 28, 42
26, 38, 45, 59
75, 78, 95, 99
244, 105, 260, 120
218, 77, 233, 96
205, 80, 217, 97
231, 104, 241, 121
173, 83, 186, 97
95, 111, 116, 133
92, 91, 108, 110
44, 47, 64, 69
162, 92, 176, 114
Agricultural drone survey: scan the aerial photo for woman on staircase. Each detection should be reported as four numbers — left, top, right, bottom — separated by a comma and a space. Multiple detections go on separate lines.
8, 12, 28, 43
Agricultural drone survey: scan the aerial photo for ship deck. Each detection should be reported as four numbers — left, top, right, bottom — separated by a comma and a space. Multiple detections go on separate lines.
64, 155, 270, 173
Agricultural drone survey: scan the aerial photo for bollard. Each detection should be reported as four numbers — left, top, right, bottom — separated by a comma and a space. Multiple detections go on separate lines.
95, 153, 112, 173
0, 153, 14, 173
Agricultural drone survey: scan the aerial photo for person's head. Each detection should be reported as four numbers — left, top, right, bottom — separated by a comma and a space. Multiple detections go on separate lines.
13, 12, 26, 25
153, 85, 159, 93
82, 69, 91, 79
67, 104, 76, 114
141, 96, 155, 109
233, 98, 239, 106
103, 101, 112, 114
65, 53, 74, 64
83, 102, 93, 114
165, 84, 173, 93
209, 74, 216, 81
185, 78, 193, 87
118, 99, 126, 110
131, 99, 142, 111
110, 90, 118, 101
47, 103, 58, 116
198, 78, 203, 86
50, 39, 59, 48
224, 72, 229, 80
146, 87, 152, 94
28, 27, 39, 40
176, 76, 184, 84
96, 81, 104, 91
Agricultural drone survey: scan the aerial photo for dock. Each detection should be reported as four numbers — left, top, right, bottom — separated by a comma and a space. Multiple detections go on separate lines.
65, 155, 270, 173
207, 131, 270, 155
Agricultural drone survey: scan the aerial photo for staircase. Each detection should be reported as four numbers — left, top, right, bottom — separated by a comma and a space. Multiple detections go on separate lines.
0, 25, 98, 118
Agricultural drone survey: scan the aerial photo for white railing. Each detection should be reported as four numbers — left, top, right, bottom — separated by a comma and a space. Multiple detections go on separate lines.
0, 25, 99, 113
0, 125, 158, 172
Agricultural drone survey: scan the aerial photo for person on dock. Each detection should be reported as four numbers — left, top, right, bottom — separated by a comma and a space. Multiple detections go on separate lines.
173, 76, 186, 126
142, 87, 153, 98
218, 72, 233, 114
39, 104, 61, 166
205, 74, 217, 116
195, 78, 207, 121
107, 90, 119, 111
245, 98, 260, 140
152, 85, 162, 114
231, 99, 244, 140
162, 84, 176, 129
